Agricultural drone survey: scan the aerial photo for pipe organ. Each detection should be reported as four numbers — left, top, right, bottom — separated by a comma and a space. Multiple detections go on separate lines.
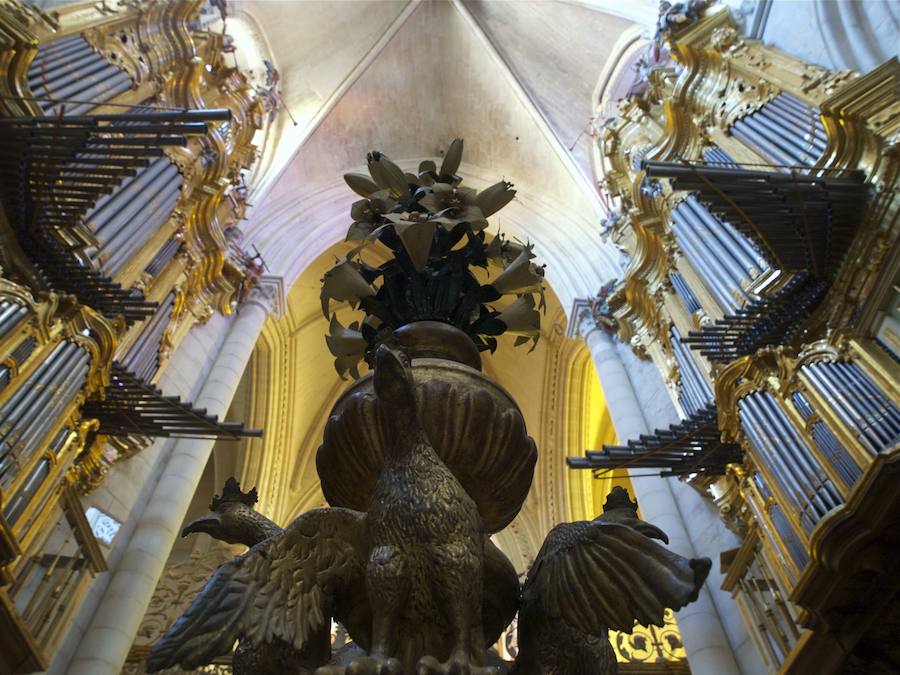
569, 6, 900, 673
0, 1, 267, 671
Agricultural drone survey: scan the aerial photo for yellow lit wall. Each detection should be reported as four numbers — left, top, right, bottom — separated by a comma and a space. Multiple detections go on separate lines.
564, 347, 634, 522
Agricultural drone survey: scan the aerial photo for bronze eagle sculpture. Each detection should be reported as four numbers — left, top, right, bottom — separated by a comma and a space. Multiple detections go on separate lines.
148, 345, 709, 674
178, 478, 327, 674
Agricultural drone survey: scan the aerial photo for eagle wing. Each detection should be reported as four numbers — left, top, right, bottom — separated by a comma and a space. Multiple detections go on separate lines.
523, 519, 710, 635
147, 507, 367, 671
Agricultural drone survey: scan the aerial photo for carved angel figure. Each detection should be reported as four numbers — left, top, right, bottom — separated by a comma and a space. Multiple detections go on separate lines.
148, 345, 709, 675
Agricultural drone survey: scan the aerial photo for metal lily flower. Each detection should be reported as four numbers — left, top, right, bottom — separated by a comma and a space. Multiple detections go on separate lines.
320, 139, 547, 378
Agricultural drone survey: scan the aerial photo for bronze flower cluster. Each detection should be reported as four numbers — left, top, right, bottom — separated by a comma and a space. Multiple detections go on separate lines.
322, 139, 546, 378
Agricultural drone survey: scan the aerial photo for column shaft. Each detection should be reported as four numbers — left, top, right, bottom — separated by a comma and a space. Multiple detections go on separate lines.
578, 315, 742, 675
67, 296, 270, 675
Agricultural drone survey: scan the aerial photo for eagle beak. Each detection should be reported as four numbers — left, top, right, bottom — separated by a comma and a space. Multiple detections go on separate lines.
181, 512, 222, 538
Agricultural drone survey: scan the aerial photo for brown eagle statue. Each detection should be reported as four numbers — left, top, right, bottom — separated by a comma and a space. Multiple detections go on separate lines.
148, 345, 709, 675
178, 478, 328, 674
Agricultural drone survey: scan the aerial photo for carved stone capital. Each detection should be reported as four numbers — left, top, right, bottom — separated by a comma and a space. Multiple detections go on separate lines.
240, 275, 284, 316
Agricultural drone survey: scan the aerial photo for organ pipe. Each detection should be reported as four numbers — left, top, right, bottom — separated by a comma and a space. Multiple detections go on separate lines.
730, 94, 827, 170
144, 238, 181, 278
751, 474, 809, 571
670, 196, 771, 316
671, 326, 713, 417
0, 2, 266, 665
120, 292, 175, 382
801, 361, 900, 453
670, 271, 702, 314
0, 341, 90, 489
595, 8, 900, 670
671, 203, 742, 312
0, 300, 27, 339
27, 35, 134, 116
790, 391, 862, 488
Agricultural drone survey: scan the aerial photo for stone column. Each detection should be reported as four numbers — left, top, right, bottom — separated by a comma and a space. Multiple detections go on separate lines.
572, 305, 742, 675
67, 288, 273, 675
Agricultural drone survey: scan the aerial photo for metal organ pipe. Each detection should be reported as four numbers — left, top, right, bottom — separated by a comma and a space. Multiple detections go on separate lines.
680, 199, 750, 292
16, 358, 89, 471
829, 362, 896, 446
0, 301, 27, 338
120, 292, 175, 381
3, 456, 51, 525
808, 361, 900, 450
754, 392, 843, 513
28, 38, 91, 78
672, 327, 713, 417
732, 120, 797, 168
0, 302, 28, 393
101, 181, 180, 274
683, 196, 761, 291
752, 474, 809, 569
84, 156, 183, 276
38, 65, 126, 108
730, 94, 827, 169
671, 205, 740, 312
0, 341, 90, 488
763, 98, 827, 147
0, 343, 78, 455
27, 35, 135, 116
30, 34, 83, 57
741, 392, 842, 526
88, 156, 172, 226
144, 239, 181, 278
801, 363, 882, 454
771, 92, 826, 134
30, 52, 104, 91
790, 392, 862, 487
676, 365, 702, 416
738, 397, 816, 532
703, 147, 740, 168
836, 362, 900, 436
670, 271, 702, 314
688, 195, 768, 275
744, 116, 816, 164
0, 342, 71, 449
104, 178, 182, 275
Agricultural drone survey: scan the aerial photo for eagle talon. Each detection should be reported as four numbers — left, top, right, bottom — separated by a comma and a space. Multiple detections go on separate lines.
347, 655, 403, 675
415, 655, 500, 675
316, 656, 403, 675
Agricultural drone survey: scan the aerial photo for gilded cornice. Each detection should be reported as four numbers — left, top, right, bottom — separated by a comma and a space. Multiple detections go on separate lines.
0, 2, 44, 116
82, 13, 153, 86
152, 40, 262, 321
671, 8, 856, 108
62, 305, 119, 395
0, 277, 54, 343
794, 335, 850, 368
